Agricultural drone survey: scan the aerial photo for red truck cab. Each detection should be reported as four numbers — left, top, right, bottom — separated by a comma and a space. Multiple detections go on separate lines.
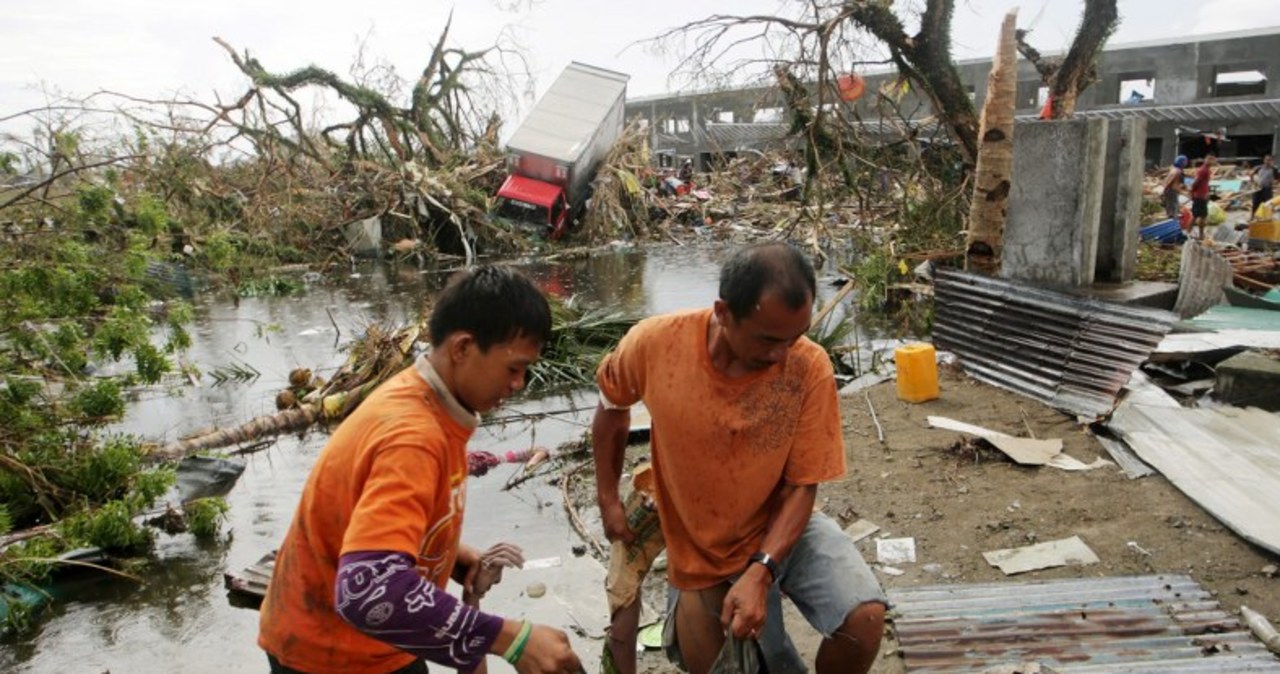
495, 174, 570, 240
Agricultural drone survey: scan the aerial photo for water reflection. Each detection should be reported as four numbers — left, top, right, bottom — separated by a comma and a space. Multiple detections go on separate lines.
0, 243, 863, 673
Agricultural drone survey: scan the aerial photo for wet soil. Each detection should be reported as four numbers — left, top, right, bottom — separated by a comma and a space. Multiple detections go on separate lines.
569, 365, 1280, 673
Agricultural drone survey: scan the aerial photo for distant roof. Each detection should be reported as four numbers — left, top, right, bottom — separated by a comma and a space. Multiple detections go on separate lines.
506, 62, 629, 165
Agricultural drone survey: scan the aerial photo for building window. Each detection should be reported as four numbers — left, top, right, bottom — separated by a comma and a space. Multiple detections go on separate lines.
663, 117, 691, 134
1118, 75, 1155, 104
713, 109, 735, 123
966, 85, 976, 102
753, 107, 784, 123
1213, 68, 1267, 97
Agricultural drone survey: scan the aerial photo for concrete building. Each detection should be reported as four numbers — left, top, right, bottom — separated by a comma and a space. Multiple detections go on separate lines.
627, 25, 1280, 169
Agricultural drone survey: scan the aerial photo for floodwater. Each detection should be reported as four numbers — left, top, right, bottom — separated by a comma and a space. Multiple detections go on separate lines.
0, 243, 857, 674
2, 244, 870, 674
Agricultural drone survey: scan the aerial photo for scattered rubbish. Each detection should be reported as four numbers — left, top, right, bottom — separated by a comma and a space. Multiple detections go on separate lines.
1263, 564, 1278, 578
526, 581, 547, 598
1139, 218, 1185, 244
927, 416, 1061, 466
933, 270, 1176, 418
838, 369, 894, 396
864, 390, 885, 443
637, 622, 664, 650
1241, 606, 1280, 655
879, 565, 906, 576
1107, 376, 1280, 556
1044, 454, 1113, 472
844, 519, 881, 543
523, 556, 563, 570
982, 535, 1099, 575
1126, 541, 1152, 557
877, 537, 917, 565
1091, 430, 1155, 479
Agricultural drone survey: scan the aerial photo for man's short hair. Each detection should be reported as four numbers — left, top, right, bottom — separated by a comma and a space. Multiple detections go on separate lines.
428, 266, 552, 349
719, 242, 817, 320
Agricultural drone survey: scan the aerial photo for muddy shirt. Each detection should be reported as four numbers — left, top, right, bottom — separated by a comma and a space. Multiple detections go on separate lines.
259, 359, 478, 674
597, 308, 845, 590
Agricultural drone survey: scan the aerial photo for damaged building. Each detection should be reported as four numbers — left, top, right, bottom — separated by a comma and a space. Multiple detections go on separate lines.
628, 25, 1280, 170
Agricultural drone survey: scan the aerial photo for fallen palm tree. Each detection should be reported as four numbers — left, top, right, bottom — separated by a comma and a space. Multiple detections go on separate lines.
151, 298, 638, 462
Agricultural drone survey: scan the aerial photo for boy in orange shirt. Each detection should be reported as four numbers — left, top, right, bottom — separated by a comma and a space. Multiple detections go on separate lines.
593, 243, 886, 674
259, 266, 582, 674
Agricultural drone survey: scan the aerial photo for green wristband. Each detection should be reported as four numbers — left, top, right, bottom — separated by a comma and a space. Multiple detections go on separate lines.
503, 620, 533, 665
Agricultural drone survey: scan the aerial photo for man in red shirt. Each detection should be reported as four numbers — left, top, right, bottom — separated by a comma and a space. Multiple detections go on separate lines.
1189, 154, 1216, 240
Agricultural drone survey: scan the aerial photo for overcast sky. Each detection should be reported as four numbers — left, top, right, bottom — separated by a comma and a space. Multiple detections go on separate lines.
2, 0, 1278, 128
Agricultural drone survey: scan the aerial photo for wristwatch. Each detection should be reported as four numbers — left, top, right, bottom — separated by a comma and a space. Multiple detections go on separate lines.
748, 551, 779, 582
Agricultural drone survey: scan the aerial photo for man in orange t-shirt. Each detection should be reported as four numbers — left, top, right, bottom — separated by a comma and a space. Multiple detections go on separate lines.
593, 243, 886, 674
259, 267, 583, 674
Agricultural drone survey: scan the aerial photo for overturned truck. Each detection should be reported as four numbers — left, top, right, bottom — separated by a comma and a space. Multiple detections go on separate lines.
494, 62, 628, 240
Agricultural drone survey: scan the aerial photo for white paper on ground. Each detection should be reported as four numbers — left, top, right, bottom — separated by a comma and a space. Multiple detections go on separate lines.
983, 535, 1100, 575
876, 537, 917, 565
844, 519, 881, 543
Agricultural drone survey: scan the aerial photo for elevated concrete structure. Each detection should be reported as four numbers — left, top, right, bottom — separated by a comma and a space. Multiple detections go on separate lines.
628, 26, 1280, 169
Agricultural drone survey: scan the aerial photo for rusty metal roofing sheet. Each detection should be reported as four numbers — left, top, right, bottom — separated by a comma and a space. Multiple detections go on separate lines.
888, 574, 1280, 673
933, 270, 1178, 418
1106, 399, 1280, 556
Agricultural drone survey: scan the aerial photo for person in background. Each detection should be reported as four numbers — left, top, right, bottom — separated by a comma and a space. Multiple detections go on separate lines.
1161, 154, 1189, 220
259, 266, 583, 674
592, 242, 886, 674
1251, 154, 1275, 217
1189, 154, 1216, 240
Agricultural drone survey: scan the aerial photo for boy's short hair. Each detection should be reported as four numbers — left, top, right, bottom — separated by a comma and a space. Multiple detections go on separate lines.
428, 266, 552, 350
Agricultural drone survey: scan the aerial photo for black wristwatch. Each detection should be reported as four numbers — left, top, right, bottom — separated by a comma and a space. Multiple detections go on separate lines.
748, 552, 779, 582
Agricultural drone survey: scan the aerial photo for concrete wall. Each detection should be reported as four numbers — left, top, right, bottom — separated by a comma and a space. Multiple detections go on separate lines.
1002, 119, 1109, 288
1097, 117, 1147, 282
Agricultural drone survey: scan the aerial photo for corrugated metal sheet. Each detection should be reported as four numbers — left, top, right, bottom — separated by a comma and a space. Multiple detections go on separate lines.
933, 270, 1178, 418
1066, 97, 1280, 123
1107, 398, 1280, 555
889, 574, 1280, 673
1173, 241, 1233, 318
506, 63, 628, 164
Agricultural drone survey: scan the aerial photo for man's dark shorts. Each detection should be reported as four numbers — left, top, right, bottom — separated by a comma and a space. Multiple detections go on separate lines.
1192, 198, 1209, 218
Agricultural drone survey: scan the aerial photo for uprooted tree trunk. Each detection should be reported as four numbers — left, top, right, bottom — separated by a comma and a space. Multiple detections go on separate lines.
965, 10, 1019, 274
1017, 0, 1120, 119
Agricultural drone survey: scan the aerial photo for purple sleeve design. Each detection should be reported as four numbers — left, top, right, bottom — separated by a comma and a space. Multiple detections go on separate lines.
335, 550, 504, 671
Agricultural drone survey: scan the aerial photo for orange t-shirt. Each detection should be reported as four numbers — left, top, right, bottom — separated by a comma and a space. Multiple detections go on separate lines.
259, 361, 473, 674
597, 308, 845, 590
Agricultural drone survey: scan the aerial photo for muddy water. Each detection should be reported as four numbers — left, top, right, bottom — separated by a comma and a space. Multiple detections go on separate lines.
1, 244, 854, 673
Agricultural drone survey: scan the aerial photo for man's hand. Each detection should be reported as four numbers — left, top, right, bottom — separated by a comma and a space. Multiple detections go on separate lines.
515, 624, 582, 674
599, 497, 636, 546
463, 542, 525, 602
721, 565, 770, 641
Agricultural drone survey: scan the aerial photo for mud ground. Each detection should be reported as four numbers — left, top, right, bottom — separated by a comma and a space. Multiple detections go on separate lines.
566, 365, 1280, 673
